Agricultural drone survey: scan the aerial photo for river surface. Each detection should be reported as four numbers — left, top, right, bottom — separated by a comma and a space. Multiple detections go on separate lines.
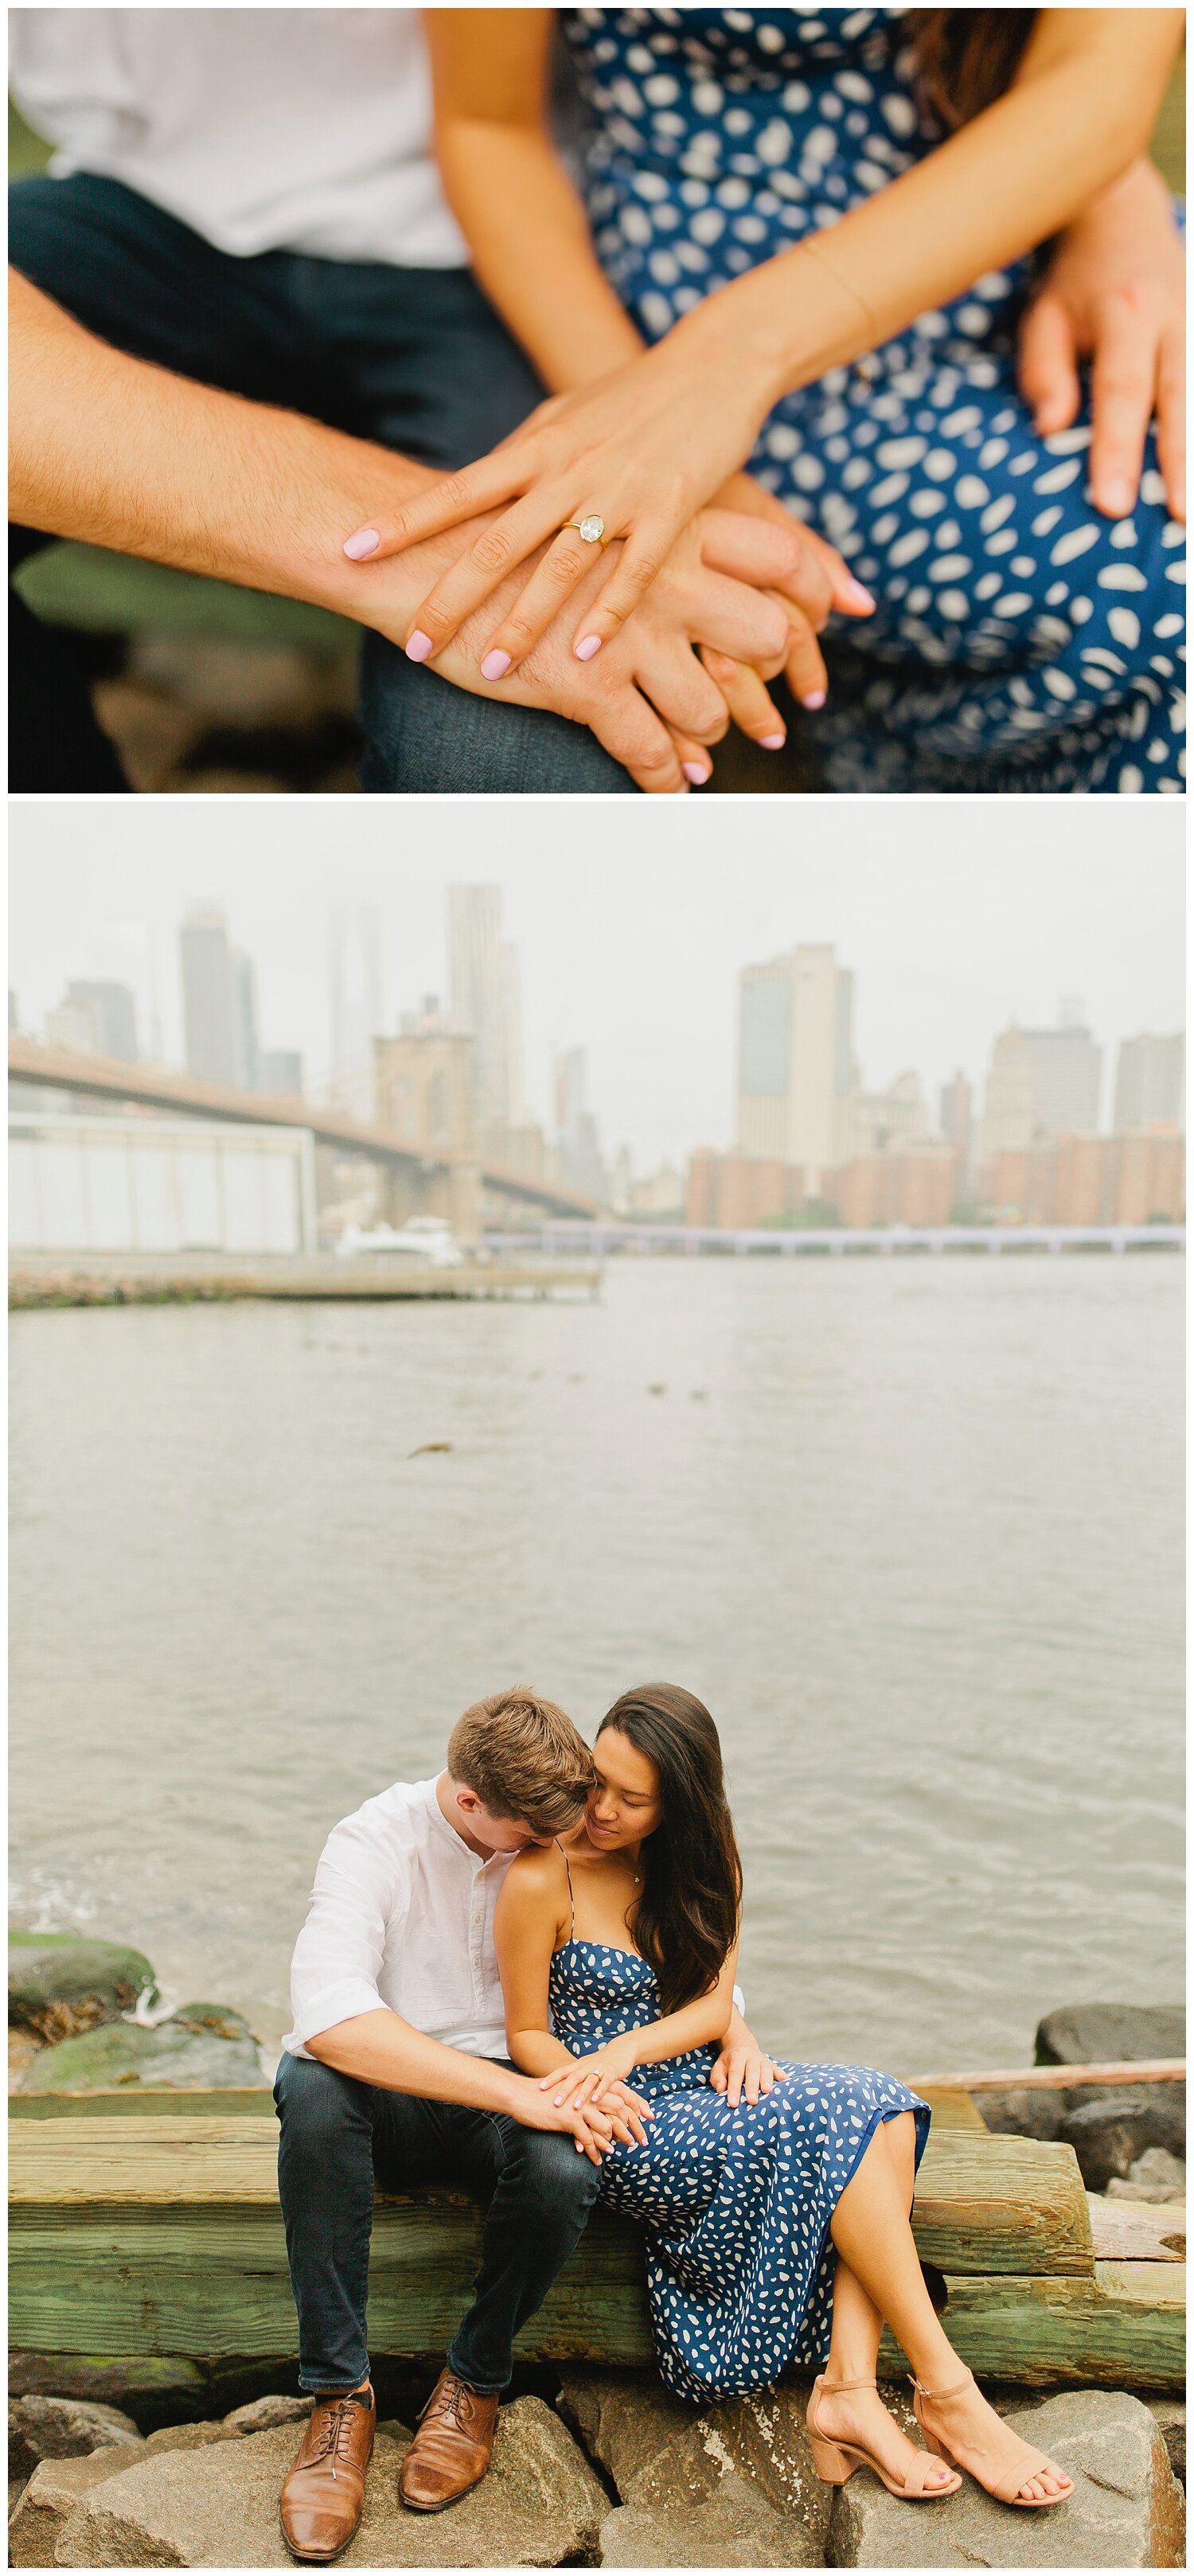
10, 1255, 1184, 2076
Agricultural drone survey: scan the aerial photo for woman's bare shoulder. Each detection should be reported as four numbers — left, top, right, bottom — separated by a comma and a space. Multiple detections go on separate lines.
498, 1838, 570, 1922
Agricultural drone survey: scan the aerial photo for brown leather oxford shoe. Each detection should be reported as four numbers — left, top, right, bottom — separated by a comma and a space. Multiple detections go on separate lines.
279, 2386, 376, 2562
399, 2368, 499, 2512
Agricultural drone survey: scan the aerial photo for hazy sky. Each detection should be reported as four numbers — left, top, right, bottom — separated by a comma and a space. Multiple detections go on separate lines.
10, 800, 1184, 1164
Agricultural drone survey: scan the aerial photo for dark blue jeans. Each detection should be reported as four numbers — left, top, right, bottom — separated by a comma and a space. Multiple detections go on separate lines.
9, 172, 632, 793
274, 2052, 600, 2395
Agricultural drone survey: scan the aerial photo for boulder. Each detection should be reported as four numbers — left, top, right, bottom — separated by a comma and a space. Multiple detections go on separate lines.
1145, 2399, 1185, 2485
141, 2426, 227, 2456
1035, 2005, 1185, 2068
18, 2001, 265, 2094
1059, 2088, 1186, 2192
9, 2397, 144, 2480
8, 2356, 212, 2431
220, 2396, 313, 2437
8, 2449, 139, 2568
1107, 2149, 1188, 2204
9, 1936, 157, 2045
826, 2389, 1184, 2567
54, 2398, 608, 2566
559, 2366, 830, 2566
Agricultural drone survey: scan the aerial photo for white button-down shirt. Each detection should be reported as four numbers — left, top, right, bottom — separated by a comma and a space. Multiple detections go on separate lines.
283, 1776, 517, 2062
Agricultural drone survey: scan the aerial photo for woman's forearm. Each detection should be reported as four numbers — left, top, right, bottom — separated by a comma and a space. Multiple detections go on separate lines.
509, 2025, 583, 2076
667, 11, 1184, 408
436, 118, 642, 391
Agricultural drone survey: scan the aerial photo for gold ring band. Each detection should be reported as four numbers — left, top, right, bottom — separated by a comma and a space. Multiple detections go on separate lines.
564, 515, 608, 548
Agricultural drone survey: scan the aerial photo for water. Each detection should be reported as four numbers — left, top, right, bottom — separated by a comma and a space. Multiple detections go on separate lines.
10, 1256, 1184, 2076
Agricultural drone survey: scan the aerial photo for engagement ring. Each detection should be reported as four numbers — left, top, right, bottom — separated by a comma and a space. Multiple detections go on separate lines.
564, 515, 607, 546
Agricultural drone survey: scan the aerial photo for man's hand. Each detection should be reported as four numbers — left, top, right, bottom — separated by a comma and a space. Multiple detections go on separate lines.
1019, 156, 1184, 521
710, 2009, 784, 2110
506, 2069, 620, 2165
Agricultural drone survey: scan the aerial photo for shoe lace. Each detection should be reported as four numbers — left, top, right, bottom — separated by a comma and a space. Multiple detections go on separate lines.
310, 2391, 370, 2481
421, 2372, 473, 2432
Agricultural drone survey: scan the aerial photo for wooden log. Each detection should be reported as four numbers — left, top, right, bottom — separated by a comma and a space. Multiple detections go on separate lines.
879, 2263, 1186, 2391
910, 2058, 1185, 2092
8, 2087, 275, 2121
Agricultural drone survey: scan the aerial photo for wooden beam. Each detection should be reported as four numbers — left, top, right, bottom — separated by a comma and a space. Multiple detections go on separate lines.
909, 2058, 1184, 2091
879, 2263, 1186, 2391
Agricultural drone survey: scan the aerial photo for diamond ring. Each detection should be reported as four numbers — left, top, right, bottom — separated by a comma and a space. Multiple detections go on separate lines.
563, 514, 607, 547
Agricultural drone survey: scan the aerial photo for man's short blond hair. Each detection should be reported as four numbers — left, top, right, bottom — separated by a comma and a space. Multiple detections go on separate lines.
447, 1689, 594, 1835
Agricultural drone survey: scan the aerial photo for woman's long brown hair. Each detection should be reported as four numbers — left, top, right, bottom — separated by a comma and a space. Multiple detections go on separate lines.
905, 11, 1038, 128
597, 1685, 741, 2017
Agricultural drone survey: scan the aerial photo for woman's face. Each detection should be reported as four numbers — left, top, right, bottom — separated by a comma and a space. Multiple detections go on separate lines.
587, 1727, 662, 1851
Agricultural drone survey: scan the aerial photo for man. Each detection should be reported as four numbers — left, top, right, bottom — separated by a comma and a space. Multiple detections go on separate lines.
275, 1688, 775, 2560
8, 10, 1187, 796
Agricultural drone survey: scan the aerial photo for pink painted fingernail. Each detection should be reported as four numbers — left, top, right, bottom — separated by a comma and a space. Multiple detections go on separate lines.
404, 630, 434, 664
842, 579, 876, 610
481, 649, 512, 682
759, 732, 786, 750
575, 634, 603, 662
682, 762, 710, 785
344, 528, 380, 561
802, 690, 827, 711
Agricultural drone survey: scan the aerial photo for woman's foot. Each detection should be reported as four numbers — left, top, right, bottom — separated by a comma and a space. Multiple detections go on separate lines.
811, 2378, 958, 2496
915, 2373, 1075, 2505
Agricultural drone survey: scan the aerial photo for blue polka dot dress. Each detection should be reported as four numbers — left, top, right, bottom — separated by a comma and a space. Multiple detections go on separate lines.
549, 1935, 929, 2402
564, 7, 1186, 794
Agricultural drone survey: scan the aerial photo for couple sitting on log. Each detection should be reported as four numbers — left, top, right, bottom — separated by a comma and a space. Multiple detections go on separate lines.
275, 1686, 1072, 2558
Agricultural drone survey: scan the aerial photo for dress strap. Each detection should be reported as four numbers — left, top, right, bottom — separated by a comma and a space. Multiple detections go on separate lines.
556, 1840, 576, 1938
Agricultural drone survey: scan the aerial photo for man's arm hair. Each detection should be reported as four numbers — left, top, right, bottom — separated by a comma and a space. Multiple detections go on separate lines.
9, 268, 431, 615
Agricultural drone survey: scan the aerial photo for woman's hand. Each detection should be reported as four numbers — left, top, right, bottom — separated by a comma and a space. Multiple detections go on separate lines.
1018, 156, 1184, 521
340, 336, 791, 675
538, 2039, 648, 2134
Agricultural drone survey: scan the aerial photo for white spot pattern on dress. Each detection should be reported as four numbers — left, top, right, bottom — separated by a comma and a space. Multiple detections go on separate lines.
565, 5, 1186, 792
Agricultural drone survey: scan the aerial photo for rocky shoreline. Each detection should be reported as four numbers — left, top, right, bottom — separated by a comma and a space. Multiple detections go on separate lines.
9, 1931, 1187, 2566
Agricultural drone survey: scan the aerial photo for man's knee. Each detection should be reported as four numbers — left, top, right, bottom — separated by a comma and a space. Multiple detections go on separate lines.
275, 2052, 369, 2161
505, 2124, 603, 2229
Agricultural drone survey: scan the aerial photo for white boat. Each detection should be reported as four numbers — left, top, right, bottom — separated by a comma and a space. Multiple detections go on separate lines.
334, 1217, 466, 1267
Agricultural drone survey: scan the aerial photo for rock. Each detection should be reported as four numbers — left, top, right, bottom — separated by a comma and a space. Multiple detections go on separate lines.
1035, 2005, 1185, 2068
826, 2389, 1184, 2567
1059, 2087, 1186, 2192
141, 2426, 227, 2456
1145, 2399, 1185, 2485
559, 2366, 830, 2566
977, 2086, 1064, 2144
1107, 2148, 1188, 2204
220, 2396, 313, 2437
19, 2001, 265, 2094
56, 2398, 608, 2566
8, 2397, 144, 2479
8, 1937, 157, 2045
8, 2449, 139, 2568
8, 2356, 212, 2432
1087, 2191, 1185, 2260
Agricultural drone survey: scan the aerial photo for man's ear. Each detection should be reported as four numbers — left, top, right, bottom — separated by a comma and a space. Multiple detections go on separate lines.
455, 1785, 482, 1814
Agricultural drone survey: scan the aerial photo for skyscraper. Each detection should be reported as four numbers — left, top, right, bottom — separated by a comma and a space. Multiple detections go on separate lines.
326, 907, 384, 1120
978, 1017, 1102, 1158
447, 885, 522, 1129
736, 944, 856, 1189
939, 1069, 973, 1192
180, 907, 258, 1089
1114, 1032, 1184, 1131
45, 979, 139, 1062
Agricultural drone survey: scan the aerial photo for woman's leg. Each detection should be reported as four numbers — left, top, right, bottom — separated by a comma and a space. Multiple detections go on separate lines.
820, 2113, 1074, 2504
817, 2117, 954, 2492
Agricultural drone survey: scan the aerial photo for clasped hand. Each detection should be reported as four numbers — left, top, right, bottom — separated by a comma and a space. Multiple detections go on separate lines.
540, 2038, 653, 2153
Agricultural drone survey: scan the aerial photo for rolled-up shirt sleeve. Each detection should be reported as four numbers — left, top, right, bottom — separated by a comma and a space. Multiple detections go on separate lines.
287, 1810, 409, 2055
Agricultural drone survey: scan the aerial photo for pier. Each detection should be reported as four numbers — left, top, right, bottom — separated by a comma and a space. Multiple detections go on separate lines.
8, 1252, 602, 1307
489, 1222, 1187, 1259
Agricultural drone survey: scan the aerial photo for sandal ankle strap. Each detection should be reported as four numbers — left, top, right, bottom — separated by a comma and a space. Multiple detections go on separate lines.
817, 2375, 878, 2393
910, 2371, 974, 2403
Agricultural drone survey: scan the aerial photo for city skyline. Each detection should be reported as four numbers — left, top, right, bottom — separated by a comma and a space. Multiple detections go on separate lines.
10, 802, 1184, 1169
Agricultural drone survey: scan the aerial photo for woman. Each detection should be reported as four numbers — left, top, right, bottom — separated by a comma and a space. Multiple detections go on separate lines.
495, 1685, 1075, 2508
346, 9, 1185, 793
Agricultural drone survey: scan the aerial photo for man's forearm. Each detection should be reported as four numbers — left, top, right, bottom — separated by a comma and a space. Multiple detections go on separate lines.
304, 2009, 524, 2111
9, 271, 431, 620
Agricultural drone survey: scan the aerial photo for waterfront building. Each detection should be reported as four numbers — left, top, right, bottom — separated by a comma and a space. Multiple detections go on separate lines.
447, 884, 523, 1132
978, 1017, 1102, 1159
736, 944, 856, 1190
835, 1068, 929, 1163
685, 1148, 805, 1229
9, 1110, 317, 1255
552, 1044, 609, 1202
180, 906, 259, 1091
980, 1128, 1185, 1226
1114, 1032, 1184, 1132
940, 1069, 973, 1194
825, 1143, 955, 1230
